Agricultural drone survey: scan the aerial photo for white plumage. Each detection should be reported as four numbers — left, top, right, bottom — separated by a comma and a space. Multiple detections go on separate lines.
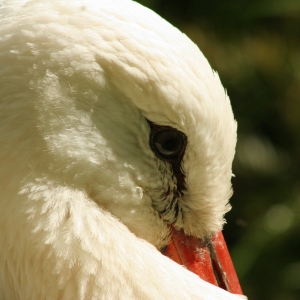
0, 0, 246, 299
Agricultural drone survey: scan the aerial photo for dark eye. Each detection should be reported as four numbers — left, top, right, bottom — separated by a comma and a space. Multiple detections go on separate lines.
148, 121, 187, 192
153, 130, 184, 159
149, 121, 187, 162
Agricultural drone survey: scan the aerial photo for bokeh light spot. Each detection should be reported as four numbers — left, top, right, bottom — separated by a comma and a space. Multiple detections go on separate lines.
264, 204, 293, 233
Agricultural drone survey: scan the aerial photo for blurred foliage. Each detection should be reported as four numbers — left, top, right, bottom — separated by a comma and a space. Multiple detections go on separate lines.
136, 0, 300, 299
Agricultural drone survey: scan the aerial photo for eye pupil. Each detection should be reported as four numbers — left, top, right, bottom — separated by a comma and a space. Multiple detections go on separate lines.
163, 138, 176, 151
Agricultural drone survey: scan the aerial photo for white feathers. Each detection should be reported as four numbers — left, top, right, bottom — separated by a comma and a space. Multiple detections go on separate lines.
0, 0, 242, 299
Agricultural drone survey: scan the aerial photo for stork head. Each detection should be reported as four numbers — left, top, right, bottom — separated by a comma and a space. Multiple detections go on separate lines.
0, 0, 239, 293
1, 0, 236, 247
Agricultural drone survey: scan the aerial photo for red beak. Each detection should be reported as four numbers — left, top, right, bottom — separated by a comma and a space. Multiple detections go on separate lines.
163, 227, 243, 295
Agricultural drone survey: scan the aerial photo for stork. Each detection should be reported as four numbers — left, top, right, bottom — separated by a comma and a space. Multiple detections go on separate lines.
0, 0, 247, 299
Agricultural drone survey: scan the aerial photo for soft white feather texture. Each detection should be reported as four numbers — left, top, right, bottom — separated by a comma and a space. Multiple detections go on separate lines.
0, 0, 244, 299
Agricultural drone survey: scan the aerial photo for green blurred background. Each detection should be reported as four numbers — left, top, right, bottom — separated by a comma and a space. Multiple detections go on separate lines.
136, 1, 300, 299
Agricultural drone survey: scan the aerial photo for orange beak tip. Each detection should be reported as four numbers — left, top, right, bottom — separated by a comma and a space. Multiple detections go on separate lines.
162, 227, 243, 295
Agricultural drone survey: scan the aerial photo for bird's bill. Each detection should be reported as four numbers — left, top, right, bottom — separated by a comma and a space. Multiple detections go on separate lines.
163, 227, 243, 295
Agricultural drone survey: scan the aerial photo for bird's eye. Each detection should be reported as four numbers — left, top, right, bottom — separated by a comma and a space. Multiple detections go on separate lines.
149, 123, 187, 161
148, 121, 187, 192
153, 130, 184, 159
